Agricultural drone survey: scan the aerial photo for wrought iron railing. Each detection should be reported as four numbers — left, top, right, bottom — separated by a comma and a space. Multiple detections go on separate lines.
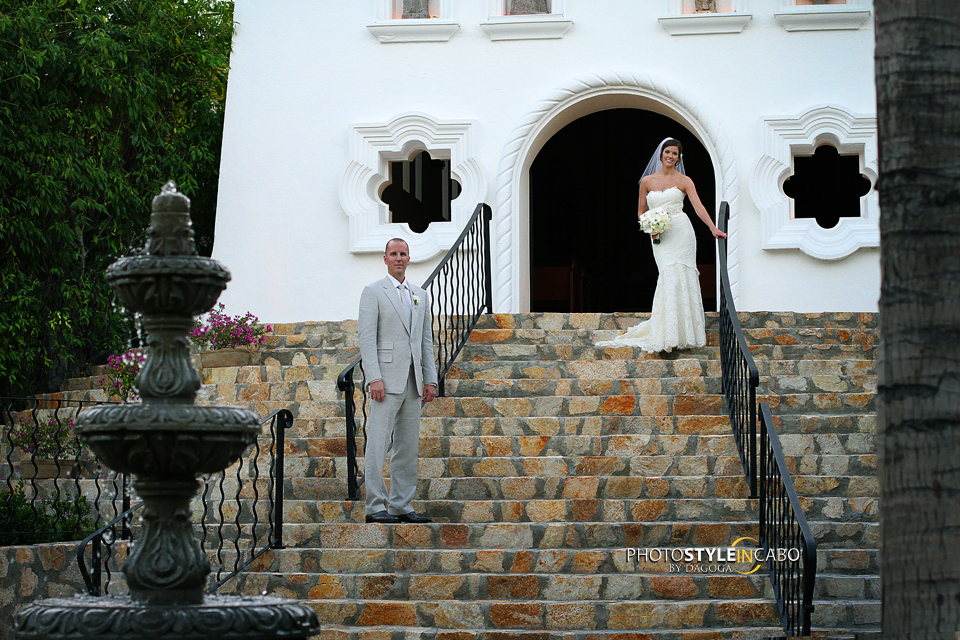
1, 398, 121, 547
717, 201, 759, 498
337, 202, 493, 501
716, 202, 816, 636
75, 408, 294, 596
759, 401, 817, 636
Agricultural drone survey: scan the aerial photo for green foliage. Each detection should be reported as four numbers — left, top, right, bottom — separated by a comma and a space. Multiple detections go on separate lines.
0, 479, 95, 546
0, 0, 235, 396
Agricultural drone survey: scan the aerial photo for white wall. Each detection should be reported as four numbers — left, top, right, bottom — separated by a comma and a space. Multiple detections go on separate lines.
213, 0, 878, 322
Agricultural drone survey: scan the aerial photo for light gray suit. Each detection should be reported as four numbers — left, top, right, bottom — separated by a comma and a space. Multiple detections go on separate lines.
358, 276, 437, 515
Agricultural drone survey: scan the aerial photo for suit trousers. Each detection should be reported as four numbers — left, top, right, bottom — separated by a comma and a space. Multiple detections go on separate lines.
365, 366, 421, 515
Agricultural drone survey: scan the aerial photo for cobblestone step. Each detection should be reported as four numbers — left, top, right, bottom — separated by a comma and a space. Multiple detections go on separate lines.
443, 377, 727, 397
466, 327, 874, 351
214, 546, 880, 579
472, 311, 877, 332
314, 628, 853, 640
224, 568, 878, 603
294, 415, 737, 439
456, 343, 876, 363
299, 598, 783, 631
222, 571, 779, 601
213, 520, 876, 551
214, 497, 874, 527
447, 357, 873, 380
442, 376, 875, 398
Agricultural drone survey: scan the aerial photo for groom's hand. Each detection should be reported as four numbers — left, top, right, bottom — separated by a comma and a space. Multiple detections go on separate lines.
422, 384, 437, 404
369, 380, 385, 402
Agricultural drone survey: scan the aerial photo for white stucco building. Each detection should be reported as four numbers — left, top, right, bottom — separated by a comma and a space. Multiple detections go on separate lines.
213, 0, 878, 323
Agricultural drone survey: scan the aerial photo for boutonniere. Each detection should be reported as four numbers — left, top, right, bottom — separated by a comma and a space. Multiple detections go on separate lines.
412, 294, 420, 307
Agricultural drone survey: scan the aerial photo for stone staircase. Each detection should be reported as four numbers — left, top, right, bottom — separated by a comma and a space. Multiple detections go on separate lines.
30, 311, 881, 638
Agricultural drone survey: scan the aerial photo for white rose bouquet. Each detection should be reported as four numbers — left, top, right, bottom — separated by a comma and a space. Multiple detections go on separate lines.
638, 207, 671, 244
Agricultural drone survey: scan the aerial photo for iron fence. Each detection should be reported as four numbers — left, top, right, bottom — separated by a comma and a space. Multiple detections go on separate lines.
75, 408, 295, 596
759, 401, 817, 636
716, 201, 816, 636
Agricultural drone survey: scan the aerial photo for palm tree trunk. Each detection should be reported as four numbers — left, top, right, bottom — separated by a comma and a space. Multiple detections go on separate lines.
875, 1, 960, 636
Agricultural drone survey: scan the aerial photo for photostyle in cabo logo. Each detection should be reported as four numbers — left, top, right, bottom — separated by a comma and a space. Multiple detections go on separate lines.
624, 537, 802, 575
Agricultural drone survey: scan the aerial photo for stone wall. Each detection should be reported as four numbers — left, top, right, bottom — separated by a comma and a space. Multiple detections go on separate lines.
0, 543, 86, 640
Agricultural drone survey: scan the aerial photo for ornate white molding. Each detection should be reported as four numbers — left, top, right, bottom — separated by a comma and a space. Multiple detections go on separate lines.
366, 20, 460, 43
752, 104, 878, 261
339, 112, 486, 262
658, 13, 752, 35
480, 16, 573, 40
775, 3, 871, 32
494, 70, 741, 312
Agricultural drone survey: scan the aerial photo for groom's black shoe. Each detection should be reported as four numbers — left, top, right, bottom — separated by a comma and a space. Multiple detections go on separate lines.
365, 510, 400, 524
396, 512, 432, 523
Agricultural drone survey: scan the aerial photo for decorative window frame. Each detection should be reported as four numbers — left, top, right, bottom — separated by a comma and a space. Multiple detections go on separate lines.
774, 0, 871, 32
480, 0, 572, 41
658, 0, 752, 36
367, 0, 459, 43
751, 105, 878, 261
339, 113, 487, 262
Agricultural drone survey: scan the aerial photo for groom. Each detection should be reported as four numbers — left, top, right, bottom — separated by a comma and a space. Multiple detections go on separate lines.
357, 238, 438, 524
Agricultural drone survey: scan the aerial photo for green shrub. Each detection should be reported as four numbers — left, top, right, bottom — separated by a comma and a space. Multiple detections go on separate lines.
0, 479, 95, 546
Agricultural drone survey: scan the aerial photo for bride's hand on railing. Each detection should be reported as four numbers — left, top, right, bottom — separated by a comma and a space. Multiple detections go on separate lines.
711, 227, 727, 239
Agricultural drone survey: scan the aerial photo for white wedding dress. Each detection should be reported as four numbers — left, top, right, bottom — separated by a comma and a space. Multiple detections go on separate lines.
598, 187, 706, 353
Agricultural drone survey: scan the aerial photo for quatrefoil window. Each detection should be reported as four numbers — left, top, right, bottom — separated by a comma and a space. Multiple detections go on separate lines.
783, 145, 871, 229
379, 151, 462, 234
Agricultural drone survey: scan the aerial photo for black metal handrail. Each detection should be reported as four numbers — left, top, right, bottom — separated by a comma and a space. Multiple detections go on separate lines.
75, 408, 294, 596
337, 202, 494, 501
717, 201, 759, 497
716, 202, 816, 635
759, 401, 817, 636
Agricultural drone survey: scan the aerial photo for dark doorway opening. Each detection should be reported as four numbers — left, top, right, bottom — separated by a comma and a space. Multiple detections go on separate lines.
529, 108, 717, 313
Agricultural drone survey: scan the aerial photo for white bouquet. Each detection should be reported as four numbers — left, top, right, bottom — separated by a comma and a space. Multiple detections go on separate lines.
638, 207, 671, 244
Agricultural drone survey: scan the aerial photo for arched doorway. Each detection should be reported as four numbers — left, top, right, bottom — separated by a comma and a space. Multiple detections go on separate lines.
528, 108, 717, 313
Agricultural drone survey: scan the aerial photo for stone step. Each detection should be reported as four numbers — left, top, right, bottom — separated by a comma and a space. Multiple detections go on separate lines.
226, 569, 878, 604
258, 347, 360, 366
456, 343, 875, 364
222, 571, 779, 602
443, 377, 727, 398
818, 548, 879, 575
447, 357, 874, 380
285, 411, 872, 442
217, 496, 875, 527
297, 435, 747, 460
464, 326, 874, 350
298, 598, 784, 631
441, 377, 876, 398
472, 311, 877, 332
771, 414, 876, 436
313, 628, 863, 640
292, 436, 876, 473
214, 546, 881, 578
422, 395, 728, 419
209, 520, 875, 556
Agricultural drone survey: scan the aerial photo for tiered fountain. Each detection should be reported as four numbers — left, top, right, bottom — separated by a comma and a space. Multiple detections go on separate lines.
14, 183, 319, 639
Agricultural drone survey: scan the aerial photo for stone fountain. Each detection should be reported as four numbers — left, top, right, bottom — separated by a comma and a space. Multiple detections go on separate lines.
14, 183, 319, 639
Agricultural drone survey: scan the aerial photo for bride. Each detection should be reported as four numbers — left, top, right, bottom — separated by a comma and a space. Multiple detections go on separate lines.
598, 137, 727, 353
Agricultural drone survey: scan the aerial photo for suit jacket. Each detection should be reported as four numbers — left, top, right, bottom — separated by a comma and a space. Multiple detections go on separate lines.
358, 276, 438, 395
